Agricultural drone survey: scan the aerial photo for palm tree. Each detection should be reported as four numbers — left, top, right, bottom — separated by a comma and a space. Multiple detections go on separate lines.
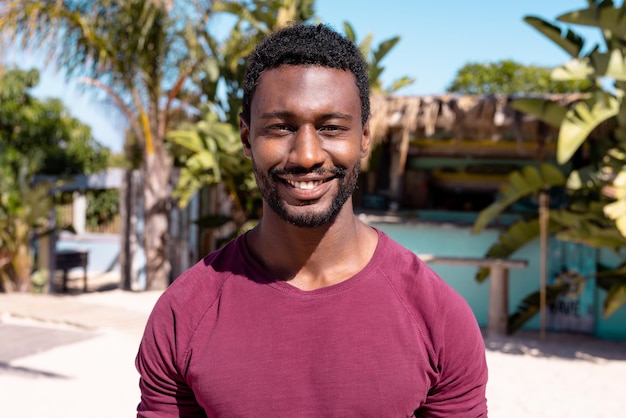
168, 2, 415, 249
166, 0, 316, 253
0, 0, 215, 289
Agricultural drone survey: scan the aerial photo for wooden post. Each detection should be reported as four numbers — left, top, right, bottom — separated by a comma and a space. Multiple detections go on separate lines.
488, 264, 509, 336
539, 191, 550, 340
418, 255, 527, 337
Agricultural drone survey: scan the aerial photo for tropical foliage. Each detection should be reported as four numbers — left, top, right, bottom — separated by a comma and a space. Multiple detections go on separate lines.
473, 0, 626, 333
168, 1, 412, 245
343, 22, 415, 94
447, 60, 591, 95
0, 67, 109, 175
1, 0, 413, 289
166, 0, 316, 246
0, 0, 218, 290
0, 67, 108, 292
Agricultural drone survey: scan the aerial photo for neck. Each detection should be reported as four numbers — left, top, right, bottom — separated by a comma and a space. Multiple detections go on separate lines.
246, 205, 377, 290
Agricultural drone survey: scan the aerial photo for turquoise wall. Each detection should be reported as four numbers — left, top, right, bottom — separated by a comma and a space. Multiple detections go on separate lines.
371, 216, 626, 341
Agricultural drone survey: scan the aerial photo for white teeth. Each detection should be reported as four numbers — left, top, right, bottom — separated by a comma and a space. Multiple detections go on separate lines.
287, 180, 322, 190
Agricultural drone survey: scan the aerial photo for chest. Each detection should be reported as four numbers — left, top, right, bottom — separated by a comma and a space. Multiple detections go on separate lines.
184, 284, 435, 416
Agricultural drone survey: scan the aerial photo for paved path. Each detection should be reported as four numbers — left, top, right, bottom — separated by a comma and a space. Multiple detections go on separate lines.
0, 288, 162, 418
2, 287, 626, 417
0, 290, 159, 335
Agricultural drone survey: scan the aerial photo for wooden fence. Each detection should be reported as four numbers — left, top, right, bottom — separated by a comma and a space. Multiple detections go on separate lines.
56, 203, 121, 234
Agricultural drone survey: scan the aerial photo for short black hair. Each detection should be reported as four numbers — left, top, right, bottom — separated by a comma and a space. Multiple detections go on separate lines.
241, 23, 370, 126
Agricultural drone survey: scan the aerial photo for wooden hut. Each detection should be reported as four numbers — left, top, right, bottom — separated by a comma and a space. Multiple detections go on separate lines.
361, 93, 596, 212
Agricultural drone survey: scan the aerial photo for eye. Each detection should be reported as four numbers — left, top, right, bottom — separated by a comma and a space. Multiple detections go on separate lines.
266, 124, 294, 136
319, 125, 348, 137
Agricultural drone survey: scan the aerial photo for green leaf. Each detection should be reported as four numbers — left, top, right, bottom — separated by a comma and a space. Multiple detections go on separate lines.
592, 49, 626, 81
508, 283, 570, 334
512, 98, 569, 128
389, 77, 416, 93
472, 164, 565, 233
358, 33, 373, 60
551, 57, 595, 80
475, 219, 542, 282
557, 5, 626, 38
553, 51, 626, 82
556, 223, 626, 248
524, 16, 584, 58
373, 36, 400, 64
604, 282, 626, 317
342, 21, 356, 42
557, 95, 620, 163
166, 131, 204, 153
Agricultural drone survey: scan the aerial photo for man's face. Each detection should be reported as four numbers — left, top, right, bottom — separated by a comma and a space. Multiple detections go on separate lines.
240, 65, 370, 228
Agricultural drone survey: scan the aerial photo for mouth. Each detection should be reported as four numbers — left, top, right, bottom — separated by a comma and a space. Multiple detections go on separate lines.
285, 179, 328, 190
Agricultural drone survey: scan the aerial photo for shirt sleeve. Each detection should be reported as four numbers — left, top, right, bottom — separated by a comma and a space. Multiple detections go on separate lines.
417, 294, 488, 417
135, 298, 207, 417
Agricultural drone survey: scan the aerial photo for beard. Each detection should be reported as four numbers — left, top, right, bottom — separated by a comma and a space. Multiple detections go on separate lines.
253, 161, 360, 228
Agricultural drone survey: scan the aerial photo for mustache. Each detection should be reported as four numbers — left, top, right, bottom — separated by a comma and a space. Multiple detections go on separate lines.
270, 166, 348, 178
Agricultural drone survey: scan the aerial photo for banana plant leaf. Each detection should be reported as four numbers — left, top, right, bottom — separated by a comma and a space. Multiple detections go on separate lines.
476, 219, 542, 283
604, 282, 626, 317
602, 169, 626, 238
555, 224, 626, 249
474, 209, 590, 283
557, 5, 626, 38
581, 264, 626, 318
508, 283, 570, 334
557, 94, 620, 164
553, 51, 626, 82
551, 206, 626, 248
472, 164, 566, 234
551, 57, 595, 81
511, 97, 569, 128
523, 16, 584, 58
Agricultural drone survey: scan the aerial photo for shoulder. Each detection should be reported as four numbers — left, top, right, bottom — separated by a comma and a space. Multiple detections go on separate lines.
165, 237, 242, 301
142, 236, 245, 353
374, 228, 484, 353
375, 230, 463, 315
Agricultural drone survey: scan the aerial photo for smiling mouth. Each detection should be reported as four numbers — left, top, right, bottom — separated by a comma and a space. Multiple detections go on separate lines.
285, 179, 327, 190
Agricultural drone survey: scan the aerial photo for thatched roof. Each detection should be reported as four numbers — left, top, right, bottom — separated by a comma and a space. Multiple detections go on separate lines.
368, 93, 594, 148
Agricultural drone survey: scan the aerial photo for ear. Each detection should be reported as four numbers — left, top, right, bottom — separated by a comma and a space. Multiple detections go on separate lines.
240, 114, 252, 159
360, 117, 371, 159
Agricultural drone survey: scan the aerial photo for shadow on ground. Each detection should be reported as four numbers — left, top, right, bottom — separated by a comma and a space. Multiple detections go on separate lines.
0, 322, 97, 363
484, 330, 626, 362
0, 362, 71, 379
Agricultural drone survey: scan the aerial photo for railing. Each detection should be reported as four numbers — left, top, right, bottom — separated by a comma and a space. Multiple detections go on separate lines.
418, 255, 528, 336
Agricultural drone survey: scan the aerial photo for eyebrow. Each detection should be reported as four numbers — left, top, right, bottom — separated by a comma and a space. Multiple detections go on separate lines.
259, 111, 354, 122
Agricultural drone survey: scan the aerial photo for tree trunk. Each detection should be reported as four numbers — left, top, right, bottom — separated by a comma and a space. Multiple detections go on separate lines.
143, 146, 172, 290
120, 169, 139, 291
14, 241, 32, 293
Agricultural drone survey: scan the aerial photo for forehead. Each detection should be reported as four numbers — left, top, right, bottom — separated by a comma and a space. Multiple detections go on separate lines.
251, 65, 361, 119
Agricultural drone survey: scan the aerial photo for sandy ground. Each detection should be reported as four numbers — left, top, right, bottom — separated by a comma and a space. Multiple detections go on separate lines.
1, 287, 626, 417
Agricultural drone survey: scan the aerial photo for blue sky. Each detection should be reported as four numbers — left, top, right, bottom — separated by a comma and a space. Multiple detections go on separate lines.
7, 0, 605, 153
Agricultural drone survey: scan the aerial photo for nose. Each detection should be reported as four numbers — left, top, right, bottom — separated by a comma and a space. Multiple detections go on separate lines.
288, 125, 326, 170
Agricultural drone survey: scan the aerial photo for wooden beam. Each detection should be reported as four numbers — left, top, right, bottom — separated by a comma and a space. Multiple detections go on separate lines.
408, 139, 556, 160
419, 255, 528, 336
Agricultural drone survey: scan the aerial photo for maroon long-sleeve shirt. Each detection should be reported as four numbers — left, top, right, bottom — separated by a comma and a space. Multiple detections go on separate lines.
136, 229, 488, 417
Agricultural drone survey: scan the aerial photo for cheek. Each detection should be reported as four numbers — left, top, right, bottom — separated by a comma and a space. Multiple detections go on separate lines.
326, 142, 363, 165
250, 142, 285, 167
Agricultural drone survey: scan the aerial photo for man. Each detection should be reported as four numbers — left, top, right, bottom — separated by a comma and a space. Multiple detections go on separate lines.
136, 23, 488, 417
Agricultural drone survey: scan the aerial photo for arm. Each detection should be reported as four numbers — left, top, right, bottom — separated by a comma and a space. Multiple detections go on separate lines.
417, 295, 488, 417
135, 299, 206, 417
